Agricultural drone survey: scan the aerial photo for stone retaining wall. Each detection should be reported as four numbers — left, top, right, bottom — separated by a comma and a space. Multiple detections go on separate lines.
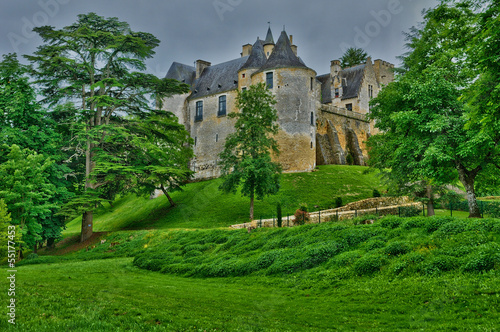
230, 197, 419, 229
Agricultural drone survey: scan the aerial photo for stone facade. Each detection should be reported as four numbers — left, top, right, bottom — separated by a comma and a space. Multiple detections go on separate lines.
164, 27, 394, 180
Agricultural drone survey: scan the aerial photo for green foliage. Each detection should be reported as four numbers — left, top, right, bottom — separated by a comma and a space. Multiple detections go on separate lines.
62, 165, 387, 232
368, 1, 500, 218
27, 13, 191, 240
124, 216, 500, 279
340, 47, 369, 68
335, 196, 343, 208
372, 189, 381, 197
277, 202, 282, 228
219, 83, 281, 219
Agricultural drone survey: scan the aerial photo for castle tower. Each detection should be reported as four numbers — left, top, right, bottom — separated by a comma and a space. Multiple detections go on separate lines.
238, 37, 267, 91
263, 27, 275, 58
251, 30, 318, 173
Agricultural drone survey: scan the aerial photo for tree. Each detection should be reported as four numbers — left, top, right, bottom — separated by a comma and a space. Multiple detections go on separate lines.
27, 13, 190, 242
0, 54, 71, 248
340, 47, 369, 68
219, 83, 281, 220
367, 2, 500, 218
0, 145, 57, 255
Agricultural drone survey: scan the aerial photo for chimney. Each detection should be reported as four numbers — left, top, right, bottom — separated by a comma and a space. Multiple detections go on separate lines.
196, 60, 211, 79
241, 44, 252, 57
289, 35, 293, 44
330, 60, 341, 77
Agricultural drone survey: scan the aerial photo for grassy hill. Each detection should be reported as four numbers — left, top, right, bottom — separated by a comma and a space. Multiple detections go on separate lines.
64, 165, 386, 233
13, 215, 500, 331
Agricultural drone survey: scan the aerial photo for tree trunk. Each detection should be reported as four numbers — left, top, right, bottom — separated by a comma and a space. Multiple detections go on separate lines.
81, 211, 93, 242
249, 194, 254, 220
160, 184, 176, 207
426, 185, 435, 217
457, 164, 481, 218
33, 244, 38, 254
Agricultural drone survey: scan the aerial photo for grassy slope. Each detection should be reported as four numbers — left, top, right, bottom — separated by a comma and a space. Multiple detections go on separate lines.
5, 258, 498, 331
8, 214, 500, 331
64, 165, 385, 233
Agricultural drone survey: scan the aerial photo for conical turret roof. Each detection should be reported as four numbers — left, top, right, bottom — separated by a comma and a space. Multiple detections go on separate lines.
264, 27, 274, 45
240, 38, 267, 70
257, 30, 307, 72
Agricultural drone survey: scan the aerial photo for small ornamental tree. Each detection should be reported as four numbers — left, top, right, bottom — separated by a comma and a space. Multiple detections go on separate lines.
219, 83, 281, 220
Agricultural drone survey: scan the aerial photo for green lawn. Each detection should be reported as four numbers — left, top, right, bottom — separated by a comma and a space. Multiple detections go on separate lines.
3, 257, 499, 331
64, 165, 386, 233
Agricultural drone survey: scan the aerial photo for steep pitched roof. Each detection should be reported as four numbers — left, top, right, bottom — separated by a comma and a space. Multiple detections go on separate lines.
316, 74, 332, 104
190, 56, 249, 99
264, 27, 274, 45
165, 62, 196, 86
240, 38, 267, 71
340, 64, 366, 100
256, 30, 308, 73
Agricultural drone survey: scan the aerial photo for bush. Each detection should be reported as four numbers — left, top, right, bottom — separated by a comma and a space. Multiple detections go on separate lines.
353, 254, 386, 276
400, 206, 422, 217
384, 241, 411, 256
379, 216, 402, 229
335, 197, 343, 208
293, 204, 310, 225
26, 253, 39, 260
346, 153, 354, 166
373, 189, 381, 197
462, 243, 500, 273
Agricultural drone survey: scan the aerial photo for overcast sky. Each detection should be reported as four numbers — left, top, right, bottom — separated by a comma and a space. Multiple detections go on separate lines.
1, 0, 438, 77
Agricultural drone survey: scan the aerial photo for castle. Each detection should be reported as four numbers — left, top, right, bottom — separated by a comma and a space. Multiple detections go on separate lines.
163, 27, 394, 180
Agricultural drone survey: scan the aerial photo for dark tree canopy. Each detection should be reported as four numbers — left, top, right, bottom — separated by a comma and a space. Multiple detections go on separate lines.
340, 47, 369, 68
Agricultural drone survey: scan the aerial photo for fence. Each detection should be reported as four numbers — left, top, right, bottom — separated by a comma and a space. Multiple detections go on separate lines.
230, 202, 422, 229
442, 200, 500, 218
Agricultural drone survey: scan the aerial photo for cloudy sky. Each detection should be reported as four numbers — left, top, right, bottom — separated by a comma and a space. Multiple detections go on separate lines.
1, 0, 438, 77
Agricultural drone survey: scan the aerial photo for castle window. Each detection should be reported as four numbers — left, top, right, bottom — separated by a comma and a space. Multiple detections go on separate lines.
335, 88, 340, 98
266, 72, 273, 89
310, 112, 314, 125
310, 77, 314, 91
346, 103, 353, 111
216, 134, 219, 142
368, 85, 373, 99
242, 87, 247, 92
194, 136, 197, 146
195, 101, 203, 122
242, 73, 246, 78
218, 95, 226, 117
311, 141, 313, 149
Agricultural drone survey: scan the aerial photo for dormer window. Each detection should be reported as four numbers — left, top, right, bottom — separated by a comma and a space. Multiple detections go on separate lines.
242, 73, 246, 78
335, 88, 340, 98
368, 85, 373, 99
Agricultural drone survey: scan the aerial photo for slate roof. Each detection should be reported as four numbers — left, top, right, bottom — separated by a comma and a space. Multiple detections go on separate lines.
340, 64, 365, 100
264, 27, 274, 45
165, 62, 196, 86
240, 38, 267, 70
190, 56, 249, 99
316, 74, 332, 104
256, 30, 308, 73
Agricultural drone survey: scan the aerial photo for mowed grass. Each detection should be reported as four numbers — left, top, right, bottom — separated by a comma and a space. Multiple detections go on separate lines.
64, 165, 385, 233
3, 257, 499, 331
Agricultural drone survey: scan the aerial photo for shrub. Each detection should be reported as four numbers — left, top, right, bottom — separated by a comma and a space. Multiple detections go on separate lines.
346, 153, 354, 165
353, 254, 386, 276
332, 250, 362, 267
293, 204, 310, 225
335, 197, 343, 208
384, 241, 411, 256
400, 206, 422, 217
373, 189, 381, 197
379, 216, 402, 229
26, 253, 39, 260
462, 243, 500, 273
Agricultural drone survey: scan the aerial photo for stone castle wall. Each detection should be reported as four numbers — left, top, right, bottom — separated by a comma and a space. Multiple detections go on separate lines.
316, 105, 373, 166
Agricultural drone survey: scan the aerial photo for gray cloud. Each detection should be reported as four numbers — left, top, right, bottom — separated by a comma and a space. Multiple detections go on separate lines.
0, 0, 437, 77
